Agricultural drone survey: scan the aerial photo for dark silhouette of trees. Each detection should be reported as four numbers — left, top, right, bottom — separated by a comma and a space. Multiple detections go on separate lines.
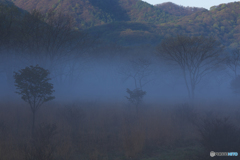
0, 3, 23, 85
197, 115, 240, 159
0, 5, 95, 91
14, 8, 92, 85
0, 2, 23, 51
0, 4, 13, 51
17, 9, 82, 65
156, 35, 224, 99
14, 65, 55, 136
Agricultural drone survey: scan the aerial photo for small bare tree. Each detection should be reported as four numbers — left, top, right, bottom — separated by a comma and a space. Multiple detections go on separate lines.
125, 88, 146, 113
119, 58, 152, 113
119, 57, 154, 90
156, 35, 224, 99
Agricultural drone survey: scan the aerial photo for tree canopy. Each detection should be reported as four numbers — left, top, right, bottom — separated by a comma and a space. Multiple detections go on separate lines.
156, 35, 225, 99
14, 65, 55, 112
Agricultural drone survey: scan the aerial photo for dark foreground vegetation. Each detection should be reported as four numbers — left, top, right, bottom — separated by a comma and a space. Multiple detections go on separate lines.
0, 99, 240, 160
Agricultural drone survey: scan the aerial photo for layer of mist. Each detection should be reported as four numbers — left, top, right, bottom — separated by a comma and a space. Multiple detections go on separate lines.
0, 52, 236, 104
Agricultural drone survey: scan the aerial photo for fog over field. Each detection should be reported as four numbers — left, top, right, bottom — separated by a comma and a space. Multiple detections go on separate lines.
1, 45, 240, 160
0, 51, 235, 103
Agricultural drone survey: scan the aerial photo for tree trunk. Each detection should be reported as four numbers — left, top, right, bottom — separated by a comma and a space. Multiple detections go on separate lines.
183, 72, 191, 99
191, 84, 195, 100
32, 110, 36, 136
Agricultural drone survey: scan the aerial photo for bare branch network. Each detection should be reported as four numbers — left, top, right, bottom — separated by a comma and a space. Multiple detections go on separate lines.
156, 35, 225, 99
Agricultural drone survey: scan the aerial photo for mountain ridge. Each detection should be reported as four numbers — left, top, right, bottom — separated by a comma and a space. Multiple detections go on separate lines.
155, 2, 206, 16
10, 0, 179, 28
4, 0, 240, 48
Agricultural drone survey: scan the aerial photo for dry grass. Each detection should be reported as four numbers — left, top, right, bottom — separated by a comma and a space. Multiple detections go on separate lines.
0, 99, 239, 159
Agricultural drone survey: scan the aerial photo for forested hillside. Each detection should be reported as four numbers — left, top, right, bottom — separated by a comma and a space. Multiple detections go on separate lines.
1, 0, 239, 48
86, 1, 240, 48
162, 2, 240, 48
155, 2, 206, 16
10, 0, 177, 28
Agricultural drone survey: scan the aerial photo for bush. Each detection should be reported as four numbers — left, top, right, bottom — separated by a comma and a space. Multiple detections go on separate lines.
197, 115, 240, 159
24, 123, 58, 160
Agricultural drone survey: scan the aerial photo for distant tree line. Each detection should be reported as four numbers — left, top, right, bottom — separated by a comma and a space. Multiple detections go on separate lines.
0, 4, 94, 88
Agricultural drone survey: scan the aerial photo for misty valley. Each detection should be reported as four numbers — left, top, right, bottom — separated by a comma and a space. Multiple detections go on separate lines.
1, 0, 240, 160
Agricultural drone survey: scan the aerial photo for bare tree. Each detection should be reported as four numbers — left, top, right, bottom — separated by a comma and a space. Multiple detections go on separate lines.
156, 35, 224, 99
226, 48, 240, 78
119, 57, 154, 90
125, 88, 146, 113
119, 57, 152, 113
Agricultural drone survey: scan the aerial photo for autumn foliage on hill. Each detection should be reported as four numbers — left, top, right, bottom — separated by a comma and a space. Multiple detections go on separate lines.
161, 2, 240, 48
3, 0, 240, 48
155, 2, 206, 16
10, 0, 176, 28
86, 0, 240, 48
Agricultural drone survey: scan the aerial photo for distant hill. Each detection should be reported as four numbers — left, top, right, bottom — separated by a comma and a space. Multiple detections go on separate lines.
155, 2, 206, 16
87, 1, 240, 48
161, 2, 240, 48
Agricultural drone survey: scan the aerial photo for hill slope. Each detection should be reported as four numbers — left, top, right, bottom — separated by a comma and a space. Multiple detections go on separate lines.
161, 2, 240, 47
155, 2, 206, 16
7, 0, 240, 48
10, 0, 177, 28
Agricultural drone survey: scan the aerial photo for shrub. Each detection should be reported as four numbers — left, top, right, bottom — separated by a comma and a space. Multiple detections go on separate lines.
197, 115, 240, 159
24, 123, 58, 160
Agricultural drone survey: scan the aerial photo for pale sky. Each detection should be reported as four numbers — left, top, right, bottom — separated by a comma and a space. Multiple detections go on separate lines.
143, 0, 237, 9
